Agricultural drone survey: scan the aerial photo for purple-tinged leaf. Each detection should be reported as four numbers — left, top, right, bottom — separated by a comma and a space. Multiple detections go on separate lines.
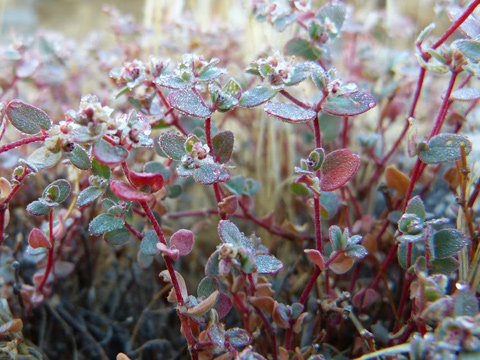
205, 249, 220, 276
226, 328, 251, 349
419, 133, 472, 164
352, 288, 379, 309
193, 163, 219, 185
5, 100, 52, 134
264, 102, 316, 123
89, 213, 124, 236
159, 270, 188, 302
167, 89, 212, 118
320, 149, 360, 191
321, 90, 376, 116
239, 85, 277, 108
450, 87, 480, 101
218, 195, 238, 215
157, 242, 180, 260
110, 180, 155, 202
214, 292, 232, 319
129, 170, 164, 192
92, 139, 129, 165
255, 255, 283, 274
187, 290, 219, 317
140, 230, 160, 256
170, 229, 194, 256
28, 228, 51, 249
54, 261, 75, 278
212, 130, 234, 164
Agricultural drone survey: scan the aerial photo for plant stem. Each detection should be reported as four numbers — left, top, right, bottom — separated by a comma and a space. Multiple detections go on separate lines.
140, 202, 198, 359
38, 211, 55, 294
279, 90, 311, 109
0, 134, 49, 155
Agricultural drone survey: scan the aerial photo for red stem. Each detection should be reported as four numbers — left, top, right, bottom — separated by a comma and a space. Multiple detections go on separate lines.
0, 134, 49, 155
279, 90, 311, 109
38, 211, 55, 294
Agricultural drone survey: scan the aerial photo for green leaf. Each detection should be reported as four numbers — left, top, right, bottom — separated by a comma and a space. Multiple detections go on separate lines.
433, 229, 468, 259
239, 86, 277, 108
319, 191, 339, 219
320, 149, 360, 191
329, 225, 344, 251
223, 78, 242, 99
318, 112, 341, 143
5, 100, 52, 134
193, 163, 219, 185
91, 158, 111, 179
77, 186, 103, 207
104, 226, 131, 245
43, 179, 71, 204
454, 286, 479, 317
284, 38, 317, 60
158, 133, 187, 160
89, 213, 124, 236
144, 161, 171, 180
92, 139, 129, 165
225, 176, 245, 195
243, 178, 260, 197
430, 257, 459, 274
346, 244, 368, 259
154, 75, 189, 90
405, 196, 426, 221
419, 133, 472, 164
26, 200, 51, 216
197, 277, 219, 298
290, 183, 310, 196
212, 130, 234, 164
264, 102, 317, 123
27, 146, 62, 169
321, 90, 376, 116
140, 230, 159, 255
452, 39, 480, 62
398, 242, 420, 270
65, 144, 91, 170
218, 220, 243, 246
255, 254, 283, 274
167, 88, 213, 118
166, 184, 182, 198
317, 2, 346, 39
205, 249, 220, 276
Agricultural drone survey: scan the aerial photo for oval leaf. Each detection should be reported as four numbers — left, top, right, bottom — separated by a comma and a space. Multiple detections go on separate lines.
239, 86, 277, 108
43, 179, 71, 204
77, 186, 103, 207
187, 290, 219, 317
167, 89, 212, 118
6, 100, 52, 134
304, 249, 325, 270
419, 133, 472, 164
212, 131, 234, 164
321, 90, 376, 116
104, 226, 131, 245
328, 252, 354, 274
110, 180, 155, 202
129, 171, 164, 193
158, 133, 187, 160
92, 139, 129, 165
26, 200, 51, 216
255, 254, 283, 274
28, 228, 51, 249
141, 230, 160, 255
89, 213, 124, 236
450, 87, 480, 101
27, 146, 62, 170
170, 229, 194, 256
264, 102, 317, 123
193, 163, 219, 185
320, 149, 360, 191
65, 144, 91, 170
433, 229, 468, 259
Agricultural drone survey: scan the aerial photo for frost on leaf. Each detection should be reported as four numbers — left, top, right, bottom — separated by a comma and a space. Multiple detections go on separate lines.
321, 90, 376, 117
5, 100, 52, 134
167, 88, 212, 118
320, 149, 360, 191
264, 102, 316, 123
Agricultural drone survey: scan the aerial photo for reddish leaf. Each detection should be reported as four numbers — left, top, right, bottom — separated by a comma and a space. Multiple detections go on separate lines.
328, 252, 354, 274
170, 229, 195, 256
187, 290, 219, 317
214, 292, 232, 319
352, 288, 379, 309
159, 270, 188, 302
156, 242, 179, 260
110, 180, 155, 202
0, 319, 23, 335
28, 228, 52, 249
218, 195, 238, 215
320, 149, 360, 191
128, 170, 164, 192
304, 249, 325, 271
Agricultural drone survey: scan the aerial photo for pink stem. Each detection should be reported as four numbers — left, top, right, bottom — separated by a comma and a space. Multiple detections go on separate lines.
38, 211, 55, 294
0, 134, 49, 155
